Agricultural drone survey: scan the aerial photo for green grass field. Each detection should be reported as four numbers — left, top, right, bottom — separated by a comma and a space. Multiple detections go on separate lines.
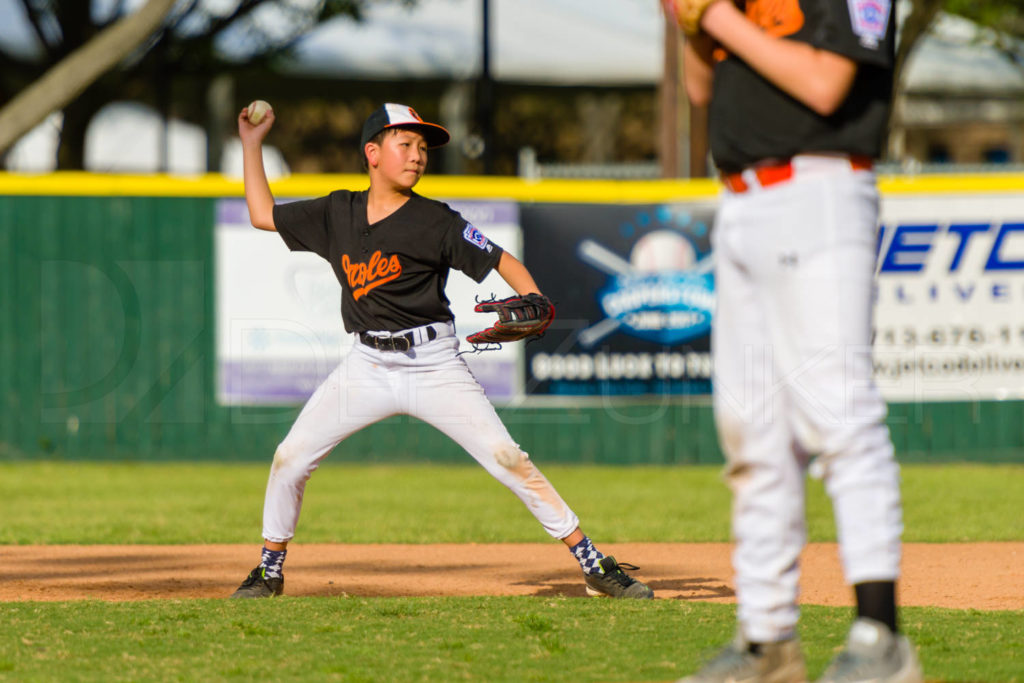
1, 462, 1022, 681
2, 462, 1021, 544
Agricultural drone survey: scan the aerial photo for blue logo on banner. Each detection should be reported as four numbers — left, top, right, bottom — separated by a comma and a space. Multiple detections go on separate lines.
577, 225, 715, 348
598, 270, 714, 345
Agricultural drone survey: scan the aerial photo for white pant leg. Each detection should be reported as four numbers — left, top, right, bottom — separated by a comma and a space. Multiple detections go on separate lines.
716, 168, 903, 641
399, 335, 580, 540
712, 199, 807, 643
262, 347, 399, 543
767, 172, 902, 585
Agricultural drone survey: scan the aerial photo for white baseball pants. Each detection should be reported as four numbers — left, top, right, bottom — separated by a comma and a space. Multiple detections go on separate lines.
261, 322, 580, 543
711, 156, 904, 643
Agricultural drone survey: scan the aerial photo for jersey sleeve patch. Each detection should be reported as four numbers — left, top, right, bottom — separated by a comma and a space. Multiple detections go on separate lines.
462, 223, 493, 252
847, 0, 890, 49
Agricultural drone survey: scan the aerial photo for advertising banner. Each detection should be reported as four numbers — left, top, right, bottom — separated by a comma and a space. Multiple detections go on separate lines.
520, 192, 1024, 402
215, 198, 522, 405
216, 185, 1024, 406
873, 195, 1024, 401
520, 202, 717, 397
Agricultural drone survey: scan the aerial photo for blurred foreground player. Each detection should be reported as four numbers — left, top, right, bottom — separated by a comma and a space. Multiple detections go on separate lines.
665, 0, 922, 680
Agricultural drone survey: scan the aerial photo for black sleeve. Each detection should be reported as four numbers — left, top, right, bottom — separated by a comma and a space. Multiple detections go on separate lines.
440, 215, 504, 283
272, 196, 331, 259
814, 0, 894, 67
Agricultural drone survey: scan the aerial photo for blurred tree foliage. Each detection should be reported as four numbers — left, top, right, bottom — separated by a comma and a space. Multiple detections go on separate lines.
173, 0, 1024, 177
491, 88, 657, 176
2, 0, 1020, 175
236, 79, 657, 176
944, 0, 1024, 35
900, 0, 1024, 85
236, 80, 450, 175
0, 0, 407, 169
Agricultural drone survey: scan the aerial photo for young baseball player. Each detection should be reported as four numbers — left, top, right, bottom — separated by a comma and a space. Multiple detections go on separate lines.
665, 0, 922, 681
229, 101, 653, 601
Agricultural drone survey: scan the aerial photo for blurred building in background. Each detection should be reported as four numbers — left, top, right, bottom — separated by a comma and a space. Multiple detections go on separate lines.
893, 12, 1024, 171
1, 0, 1023, 178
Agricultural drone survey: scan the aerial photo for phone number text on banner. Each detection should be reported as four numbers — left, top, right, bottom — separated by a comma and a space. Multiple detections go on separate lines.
873, 195, 1024, 401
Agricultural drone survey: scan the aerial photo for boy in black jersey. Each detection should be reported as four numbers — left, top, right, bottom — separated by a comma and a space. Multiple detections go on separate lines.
667, 0, 922, 681
228, 101, 652, 601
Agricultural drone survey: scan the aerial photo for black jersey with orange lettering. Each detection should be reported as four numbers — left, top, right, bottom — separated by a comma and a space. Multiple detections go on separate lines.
273, 190, 503, 333
708, 0, 895, 173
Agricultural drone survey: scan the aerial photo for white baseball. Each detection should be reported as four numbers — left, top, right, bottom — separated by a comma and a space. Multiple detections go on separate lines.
247, 99, 272, 125
630, 230, 696, 272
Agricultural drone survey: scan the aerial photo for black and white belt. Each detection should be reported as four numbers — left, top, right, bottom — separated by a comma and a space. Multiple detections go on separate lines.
358, 323, 444, 352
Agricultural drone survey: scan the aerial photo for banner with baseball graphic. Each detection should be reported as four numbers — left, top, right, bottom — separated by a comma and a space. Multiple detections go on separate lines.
520, 202, 717, 397
214, 183, 1024, 405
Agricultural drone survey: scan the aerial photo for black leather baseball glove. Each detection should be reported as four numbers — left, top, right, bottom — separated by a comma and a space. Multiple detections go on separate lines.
466, 293, 555, 345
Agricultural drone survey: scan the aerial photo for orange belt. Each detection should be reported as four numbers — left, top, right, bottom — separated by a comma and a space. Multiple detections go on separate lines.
721, 155, 873, 193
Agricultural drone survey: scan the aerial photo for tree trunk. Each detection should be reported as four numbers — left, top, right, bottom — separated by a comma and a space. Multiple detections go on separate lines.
56, 88, 105, 170
0, 0, 177, 158
885, 0, 943, 162
895, 0, 944, 88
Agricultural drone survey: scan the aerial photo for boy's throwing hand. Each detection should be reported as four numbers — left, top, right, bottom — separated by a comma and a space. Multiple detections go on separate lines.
238, 100, 275, 145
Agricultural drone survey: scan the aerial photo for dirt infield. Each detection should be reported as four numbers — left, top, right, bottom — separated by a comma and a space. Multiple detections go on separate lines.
2, 542, 1021, 608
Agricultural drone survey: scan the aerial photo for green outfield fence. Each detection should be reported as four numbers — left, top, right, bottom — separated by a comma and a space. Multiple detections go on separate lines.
2, 173, 1023, 463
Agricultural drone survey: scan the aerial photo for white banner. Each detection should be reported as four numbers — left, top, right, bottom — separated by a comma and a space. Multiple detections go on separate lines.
214, 187, 1024, 405
873, 194, 1024, 401
215, 198, 522, 405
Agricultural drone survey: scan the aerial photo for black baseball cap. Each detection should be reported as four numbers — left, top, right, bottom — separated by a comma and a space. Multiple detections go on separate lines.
360, 103, 450, 149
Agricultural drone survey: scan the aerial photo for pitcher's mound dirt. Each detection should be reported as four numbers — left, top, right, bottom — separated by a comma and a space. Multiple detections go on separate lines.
2, 542, 1021, 608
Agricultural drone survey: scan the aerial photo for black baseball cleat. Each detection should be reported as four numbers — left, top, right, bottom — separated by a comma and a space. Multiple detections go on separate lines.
230, 566, 283, 599
584, 556, 654, 599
